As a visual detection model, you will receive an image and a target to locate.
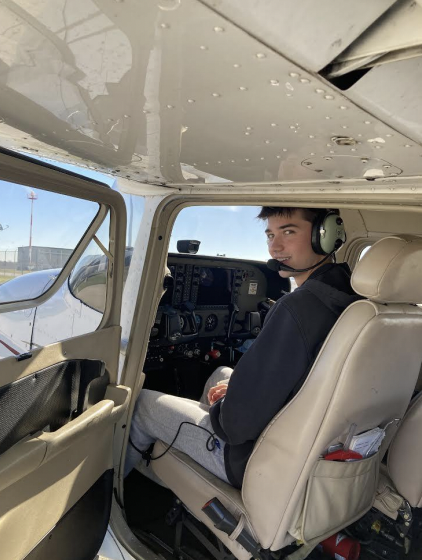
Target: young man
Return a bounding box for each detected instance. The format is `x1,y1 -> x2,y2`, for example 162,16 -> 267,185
126,207 -> 359,488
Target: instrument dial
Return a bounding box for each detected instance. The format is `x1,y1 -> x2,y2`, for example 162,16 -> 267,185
205,314 -> 218,332
179,315 -> 187,331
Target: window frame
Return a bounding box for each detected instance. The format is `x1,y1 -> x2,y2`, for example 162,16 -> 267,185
0,148 -> 126,330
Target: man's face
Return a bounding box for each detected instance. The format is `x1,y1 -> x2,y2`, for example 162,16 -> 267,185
265,210 -> 322,285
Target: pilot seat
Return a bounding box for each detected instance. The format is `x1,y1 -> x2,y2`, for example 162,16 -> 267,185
148,235 -> 422,560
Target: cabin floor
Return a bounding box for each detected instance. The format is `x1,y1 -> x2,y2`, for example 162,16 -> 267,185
124,470 -> 422,560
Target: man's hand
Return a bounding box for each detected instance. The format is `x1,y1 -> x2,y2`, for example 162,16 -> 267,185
208,382 -> 228,405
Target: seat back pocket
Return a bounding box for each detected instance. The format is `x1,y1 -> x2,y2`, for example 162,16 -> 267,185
301,453 -> 380,544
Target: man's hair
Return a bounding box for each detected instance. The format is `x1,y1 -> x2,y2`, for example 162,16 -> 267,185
257,207 -> 338,223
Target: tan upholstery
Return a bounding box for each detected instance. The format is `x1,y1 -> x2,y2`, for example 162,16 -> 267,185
0,327 -> 129,560
373,464 -> 404,520
152,441 -> 254,560
0,395 -> 128,560
152,236 -> 422,557
352,235 -> 422,303
373,390 -> 422,516
388,392 -> 422,508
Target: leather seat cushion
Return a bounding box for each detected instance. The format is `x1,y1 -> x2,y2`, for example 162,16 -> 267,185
151,440 -> 255,560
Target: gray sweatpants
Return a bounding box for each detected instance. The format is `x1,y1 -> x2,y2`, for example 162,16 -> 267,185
125,366 -> 233,482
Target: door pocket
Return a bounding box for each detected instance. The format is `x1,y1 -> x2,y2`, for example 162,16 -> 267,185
0,359 -> 107,455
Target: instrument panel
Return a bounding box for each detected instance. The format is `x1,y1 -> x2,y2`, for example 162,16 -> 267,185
149,254 -> 290,348
161,264 -> 253,308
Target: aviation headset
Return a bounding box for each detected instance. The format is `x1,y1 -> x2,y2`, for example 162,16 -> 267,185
311,209 -> 346,255
266,208 -> 347,273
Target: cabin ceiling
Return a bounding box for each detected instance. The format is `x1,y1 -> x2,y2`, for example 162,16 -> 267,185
0,0 -> 421,188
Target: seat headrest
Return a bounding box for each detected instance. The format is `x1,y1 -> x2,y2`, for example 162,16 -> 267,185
351,236 -> 422,304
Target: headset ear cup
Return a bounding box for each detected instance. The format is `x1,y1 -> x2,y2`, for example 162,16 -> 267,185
311,213 -> 326,255
312,212 -> 346,255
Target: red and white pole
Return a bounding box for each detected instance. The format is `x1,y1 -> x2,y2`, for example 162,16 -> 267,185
27,190 -> 37,268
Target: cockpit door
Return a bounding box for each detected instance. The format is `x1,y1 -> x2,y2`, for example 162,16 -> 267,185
0,149 -> 129,560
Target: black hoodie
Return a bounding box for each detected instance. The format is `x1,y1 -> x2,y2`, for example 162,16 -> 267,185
209,263 -> 361,488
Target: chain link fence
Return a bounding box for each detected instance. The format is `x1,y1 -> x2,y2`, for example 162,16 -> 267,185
0,250 -> 22,285
0,247 -> 72,285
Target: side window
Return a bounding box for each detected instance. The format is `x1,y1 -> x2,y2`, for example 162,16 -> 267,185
0,180 -> 101,359
0,181 -> 99,301
0,182 -> 145,360
69,215 -> 110,313
23,211 -> 112,352
68,192 -> 144,313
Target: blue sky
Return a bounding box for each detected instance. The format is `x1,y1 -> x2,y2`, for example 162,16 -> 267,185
0,158 -> 270,262
0,160 -> 143,257
0,180 -> 99,253
169,205 -> 270,261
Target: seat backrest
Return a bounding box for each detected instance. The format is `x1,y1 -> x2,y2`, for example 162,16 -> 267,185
388,391 -> 422,507
241,236 -> 422,550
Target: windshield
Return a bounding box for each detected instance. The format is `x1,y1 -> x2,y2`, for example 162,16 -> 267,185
169,206 -> 270,261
